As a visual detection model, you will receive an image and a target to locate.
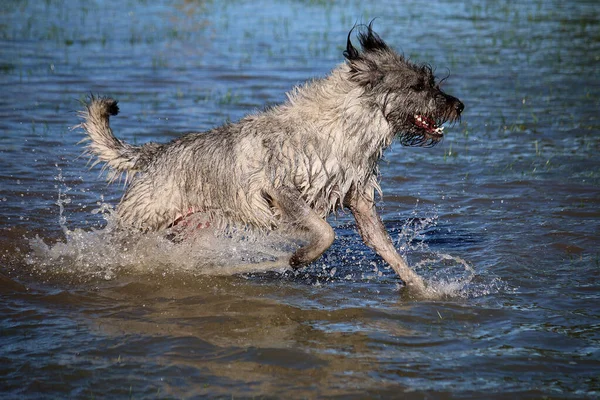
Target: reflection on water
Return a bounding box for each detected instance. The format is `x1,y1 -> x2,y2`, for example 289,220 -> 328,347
1,0 -> 599,398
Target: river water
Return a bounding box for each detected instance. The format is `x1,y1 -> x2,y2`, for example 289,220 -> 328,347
1,0 -> 599,398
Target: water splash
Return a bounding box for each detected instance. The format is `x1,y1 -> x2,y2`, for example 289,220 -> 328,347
25,170 -> 295,283
26,172 -> 500,298
26,212 -> 295,283
392,203 -> 502,299
413,253 -> 474,299
54,165 -> 71,236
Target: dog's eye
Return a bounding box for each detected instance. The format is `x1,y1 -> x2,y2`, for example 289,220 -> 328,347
412,83 -> 425,91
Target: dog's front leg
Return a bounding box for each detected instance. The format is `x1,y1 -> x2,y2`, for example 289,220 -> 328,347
345,187 -> 427,292
270,187 -> 335,268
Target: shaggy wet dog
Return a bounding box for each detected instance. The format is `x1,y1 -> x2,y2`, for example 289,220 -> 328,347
78,23 -> 464,293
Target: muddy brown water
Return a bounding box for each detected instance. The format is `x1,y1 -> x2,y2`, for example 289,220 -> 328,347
1,1 -> 599,398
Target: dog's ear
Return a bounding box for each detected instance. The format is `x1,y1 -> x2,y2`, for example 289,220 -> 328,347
344,21 -> 387,87
357,20 -> 388,54
347,58 -> 384,88
343,26 -> 360,60
344,20 -> 388,61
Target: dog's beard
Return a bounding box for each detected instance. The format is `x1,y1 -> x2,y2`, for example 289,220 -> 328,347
385,112 -> 444,147
385,106 -> 462,147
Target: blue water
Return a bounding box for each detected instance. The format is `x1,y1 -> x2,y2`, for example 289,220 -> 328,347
1,0 -> 599,398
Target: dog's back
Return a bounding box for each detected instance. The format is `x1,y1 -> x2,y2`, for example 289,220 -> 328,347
78,102 -> 272,231
79,76 -> 386,232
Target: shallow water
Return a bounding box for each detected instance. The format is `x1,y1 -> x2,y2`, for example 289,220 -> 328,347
1,0 -> 599,398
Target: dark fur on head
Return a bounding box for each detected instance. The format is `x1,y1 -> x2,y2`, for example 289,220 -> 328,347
344,21 -> 464,147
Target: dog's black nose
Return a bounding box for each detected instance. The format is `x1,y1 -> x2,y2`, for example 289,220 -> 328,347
455,100 -> 464,115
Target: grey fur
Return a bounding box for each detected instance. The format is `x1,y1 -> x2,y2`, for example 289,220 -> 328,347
77,24 -> 464,293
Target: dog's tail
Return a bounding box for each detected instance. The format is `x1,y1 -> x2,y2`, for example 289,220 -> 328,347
77,96 -> 157,182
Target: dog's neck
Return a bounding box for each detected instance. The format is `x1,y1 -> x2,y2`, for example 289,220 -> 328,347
266,63 -> 392,214
282,63 -> 394,159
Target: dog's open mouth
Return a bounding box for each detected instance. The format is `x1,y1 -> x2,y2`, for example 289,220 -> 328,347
413,114 -> 444,136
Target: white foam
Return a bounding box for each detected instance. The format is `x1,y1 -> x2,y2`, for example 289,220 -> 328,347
26,199 -> 294,282
413,254 -> 476,299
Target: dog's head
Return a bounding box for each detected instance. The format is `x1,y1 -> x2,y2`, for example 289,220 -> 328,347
344,22 -> 464,147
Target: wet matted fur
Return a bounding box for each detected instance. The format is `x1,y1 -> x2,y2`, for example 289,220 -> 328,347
77,23 -> 464,293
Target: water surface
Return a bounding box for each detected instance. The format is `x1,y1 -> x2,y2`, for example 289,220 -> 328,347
1,0 -> 599,398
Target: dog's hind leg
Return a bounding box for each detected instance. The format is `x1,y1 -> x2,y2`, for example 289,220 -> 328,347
269,187 -> 335,268
345,186 -> 427,294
